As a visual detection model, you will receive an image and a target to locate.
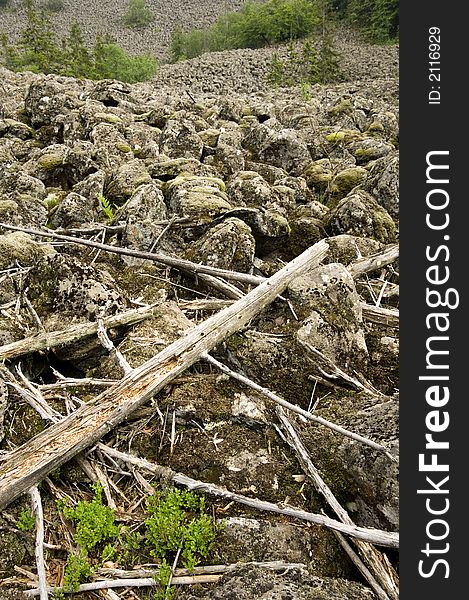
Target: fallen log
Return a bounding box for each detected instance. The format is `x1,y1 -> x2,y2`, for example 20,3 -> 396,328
0,304 -> 159,362
0,240 -> 328,510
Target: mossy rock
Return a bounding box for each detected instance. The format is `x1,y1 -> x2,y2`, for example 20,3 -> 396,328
0,232 -> 56,270
327,98 -> 353,117
324,189 -> 397,244
165,174 -> 226,193
37,151 -> 64,170
197,128 -> 220,147
302,161 -> 333,191
94,112 -> 123,124
329,166 -> 368,197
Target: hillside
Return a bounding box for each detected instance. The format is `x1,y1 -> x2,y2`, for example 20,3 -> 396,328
0,2 -> 399,600
0,0 -> 257,61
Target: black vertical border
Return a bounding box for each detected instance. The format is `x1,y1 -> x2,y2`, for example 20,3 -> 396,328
400,1 -> 467,597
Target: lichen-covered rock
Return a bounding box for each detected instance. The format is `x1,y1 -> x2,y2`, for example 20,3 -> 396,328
285,206 -> 325,259
225,171 -> 291,243
0,232 -> 56,270
165,174 -> 232,219
72,169 -> 106,202
362,153 -> 399,219
324,189 -> 397,243
324,234 -> 382,266
180,565 -> 375,600
26,254 -> 127,322
89,121 -> 136,169
296,393 -> 399,531
204,142 -> 245,177
49,192 -> 98,228
243,118 -> 311,175
215,517 -> 354,580
0,118 -> 34,140
289,263 -> 368,371
22,142 -> 98,188
123,121 -> 162,159
120,182 -> 168,253
160,118 -> 204,160
302,160 -> 334,192
24,77 -> 82,129
105,159 -> 152,204
185,217 -> 255,272
147,156 -> 217,179
329,165 -> 368,197
348,137 -> 395,164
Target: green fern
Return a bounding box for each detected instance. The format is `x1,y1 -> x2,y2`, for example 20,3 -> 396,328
98,193 -> 115,222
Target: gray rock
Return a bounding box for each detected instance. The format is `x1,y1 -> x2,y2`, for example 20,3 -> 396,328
289,263 -> 368,371
50,191 -> 97,228
324,234 -> 382,266
0,232 -> 55,270
324,189 -> 397,243
243,118 -> 311,175
296,393 -> 399,531
180,565 -> 375,600
120,182 -> 168,253
105,159 -> 153,204
185,217 -> 255,272
165,174 -> 232,219
160,118 -> 204,160
362,153 -> 399,219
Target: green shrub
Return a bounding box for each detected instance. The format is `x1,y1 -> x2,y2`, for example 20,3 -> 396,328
0,0 -> 157,82
170,0 -> 321,62
61,482 -> 119,553
0,0 -> 11,8
124,0 -> 155,28
93,34 -> 157,83
62,552 -> 93,592
16,508 -> 36,532
268,32 -> 342,87
145,488 -> 219,572
327,0 -> 398,42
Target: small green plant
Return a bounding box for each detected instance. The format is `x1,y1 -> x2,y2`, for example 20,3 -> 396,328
153,558 -> 175,600
124,0 -> 155,28
62,552 -> 93,592
115,528 -> 142,567
61,482 -> 119,553
98,193 -> 115,222
16,508 -> 36,532
57,482 -> 119,592
145,488 -> 219,572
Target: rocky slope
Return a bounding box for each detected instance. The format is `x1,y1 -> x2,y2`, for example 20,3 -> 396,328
1,0 -> 256,61
0,11 -> 399,600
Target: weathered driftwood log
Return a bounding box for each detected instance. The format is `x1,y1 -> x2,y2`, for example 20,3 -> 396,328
0,241 -> 328,510
360,303 -> 399,328
0,223 -> 398,285
347,244 -> 399,279
0,304 -> 158,362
